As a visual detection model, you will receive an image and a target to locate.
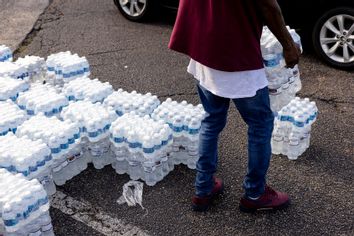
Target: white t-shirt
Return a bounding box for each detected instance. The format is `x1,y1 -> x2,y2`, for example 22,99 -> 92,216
187,59 -> 268,99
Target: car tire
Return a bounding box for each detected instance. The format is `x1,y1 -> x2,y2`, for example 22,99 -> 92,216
113,0 -> 155,22
312,7 -> 354,70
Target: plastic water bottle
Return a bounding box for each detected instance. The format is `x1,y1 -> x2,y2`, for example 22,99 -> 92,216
61,101 -> 117,170
104,89 -> 160,117
287,114 -> 305,160
126,130 -> 142,180
16,82 -> 68,117
142,136 -> 157,186
151,98 -> 206,169
0,100 -> 27,136
109,113 -> 173,184
0,61 -> 29,81
261,26 -> 303,112
62,77 -> 113,103
0,169 -> 53,236
0,77 -> 29,102
15,56 -> 46,83
186,118 -> 201,169
111,128 -> 129,174
0,134 -> 54,195
271,97 -> 318,160
16,114 -> 82,187
46,51 -> 90,85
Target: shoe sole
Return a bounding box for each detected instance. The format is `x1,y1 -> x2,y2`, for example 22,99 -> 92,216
239,200 -> 291,213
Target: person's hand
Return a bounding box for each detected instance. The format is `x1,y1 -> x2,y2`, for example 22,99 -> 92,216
283,42 -> 301,68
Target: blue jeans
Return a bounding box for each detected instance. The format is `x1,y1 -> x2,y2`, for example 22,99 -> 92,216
196,84 -> 274,198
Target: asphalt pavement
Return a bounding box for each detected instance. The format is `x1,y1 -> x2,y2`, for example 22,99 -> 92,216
9,0 -> 354,235
0,0 -> 49,50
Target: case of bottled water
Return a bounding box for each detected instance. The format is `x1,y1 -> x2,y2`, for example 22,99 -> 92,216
110,113 -> 173,186
16,114 -> 82,187
61,101 -> 117,170
151,98 -> 206,169
0,133 -> 55,196
0,45 -> 13,62
62,77 -> 113,103
0,169 -> 54,236
16,82 -> 69,117
0,100 -> 28,136
103,89 -> 160,117
261,26 -> 303,112
16,56 -> 46,83
271,97 -> 318,160
0,77 -> 29,102
46,51 -> 90,86
0,62 -> 29,81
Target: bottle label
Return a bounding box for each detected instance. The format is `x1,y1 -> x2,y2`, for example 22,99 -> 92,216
188,128 -> 200,135
129,142 -> 141,149
3,218 -> 18,227
114,137 -> 124,143
294,120 -> 304,127
173,126 -> 183,132
45,156 -> 52,162
51,147 -> 61,154
68,137 -> 75,144
143,147 -> 154,154
263,57 -> 280,67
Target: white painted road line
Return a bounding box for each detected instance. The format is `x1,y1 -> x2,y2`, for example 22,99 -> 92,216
50,191 -> 149,236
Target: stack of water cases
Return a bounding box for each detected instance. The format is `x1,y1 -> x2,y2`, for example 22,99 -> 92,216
271,97 -> 318,160
61,101 -> 117,169
261,26 -> 303,112
0,100 -> 27,136
151,98 -> 206,169
0,45 -> 13,62
0,169 -> 54,236
16,114 -> 82,186
46,51 -> 90,86
110,113 -> 173,186
62,77 -> 113,103
16,56 -> 46,83
0,62 -> 29,81
0,133 -> 55,196
0,77 -> 29,101
103,89 -> 160,117
16,82 -> 68,116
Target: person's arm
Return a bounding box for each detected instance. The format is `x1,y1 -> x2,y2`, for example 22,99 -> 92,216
255,0 -> 301,68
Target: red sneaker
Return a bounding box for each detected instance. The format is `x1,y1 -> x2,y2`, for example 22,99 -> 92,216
192,177 -> 224,212
239,185 -> 290,213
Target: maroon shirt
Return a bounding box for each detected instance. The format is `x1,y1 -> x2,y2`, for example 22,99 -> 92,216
169,0 -> 264,72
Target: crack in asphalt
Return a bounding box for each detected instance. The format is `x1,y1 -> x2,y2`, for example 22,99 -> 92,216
159,92 -> 198,98
88,48 -> 137,56
13,0 -> 62,57
300,93 -> 353,105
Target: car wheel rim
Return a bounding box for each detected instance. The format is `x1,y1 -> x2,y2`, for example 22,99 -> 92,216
119,0 -> 147,17
320,14 -> 354,64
